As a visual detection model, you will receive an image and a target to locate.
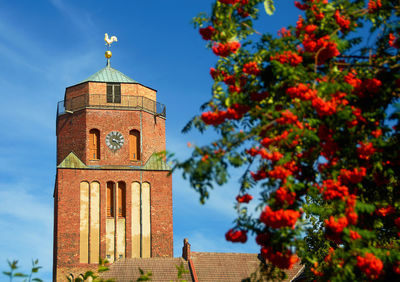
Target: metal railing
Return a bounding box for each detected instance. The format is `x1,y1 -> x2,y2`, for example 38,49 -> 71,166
57,93 -> 166,117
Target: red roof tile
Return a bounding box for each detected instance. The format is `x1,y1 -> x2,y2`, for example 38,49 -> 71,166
100,257 -> 192,282
99,252 -> 304,281
190,252 -> 303,282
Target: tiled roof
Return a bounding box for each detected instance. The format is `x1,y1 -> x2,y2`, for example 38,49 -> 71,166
80,63 -> 137,84
99,253 -> 304,282
100,257 -> 192,282
190,252 -> 261,282
190,252 -> 303,282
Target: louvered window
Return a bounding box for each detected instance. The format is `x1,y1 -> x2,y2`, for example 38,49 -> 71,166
106,83 -> 121,103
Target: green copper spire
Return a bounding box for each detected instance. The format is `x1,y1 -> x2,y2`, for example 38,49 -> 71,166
80,64 -> 138,84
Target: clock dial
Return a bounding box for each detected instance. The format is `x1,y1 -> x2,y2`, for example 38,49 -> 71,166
106,131 -> 124,151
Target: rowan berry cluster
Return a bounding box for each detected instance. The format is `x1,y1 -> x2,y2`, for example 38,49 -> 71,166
187,0 -> 400,279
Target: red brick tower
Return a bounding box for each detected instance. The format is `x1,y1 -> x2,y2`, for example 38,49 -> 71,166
53,54 -> 173,280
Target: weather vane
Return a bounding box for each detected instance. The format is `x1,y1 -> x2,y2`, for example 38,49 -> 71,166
104,33 -> 118,63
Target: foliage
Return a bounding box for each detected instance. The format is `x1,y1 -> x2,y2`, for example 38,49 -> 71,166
65,258 -> 114,282
136,268 -> 152,281
176,0 -> 400,280
171,262 -> 189,282
242,260 -> 287,281
2,259 -> 42,282
2,259 -> 188,282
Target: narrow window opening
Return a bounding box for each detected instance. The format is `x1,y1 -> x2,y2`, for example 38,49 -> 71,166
89,129 -> 100,160
129,130 -> 140,161
107,83 -> 121,104
118,182 -> 126,217
107,182 -> 114,217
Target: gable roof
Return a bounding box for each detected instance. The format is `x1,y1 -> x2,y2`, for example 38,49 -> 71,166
99,253 -> 304,282
80,63 -> 138,84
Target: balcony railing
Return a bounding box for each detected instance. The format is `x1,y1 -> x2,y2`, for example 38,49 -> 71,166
57,93 -> 166,118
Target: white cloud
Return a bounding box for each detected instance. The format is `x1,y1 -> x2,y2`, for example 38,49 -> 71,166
0,20 -> 46,57
0,180 -> 53,229
0,180 -> 53,278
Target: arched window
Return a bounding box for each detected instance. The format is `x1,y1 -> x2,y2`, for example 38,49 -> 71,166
129,130 -> 140,161
118,182 -> 126,217
107,182 -> 114,217
89,129 -> 100,160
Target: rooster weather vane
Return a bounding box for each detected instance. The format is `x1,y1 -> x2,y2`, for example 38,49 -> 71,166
105,33 -> 118,47
104,33 -> 118,62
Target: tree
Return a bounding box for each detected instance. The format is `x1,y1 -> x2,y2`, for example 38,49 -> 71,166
175,0 -> 400,280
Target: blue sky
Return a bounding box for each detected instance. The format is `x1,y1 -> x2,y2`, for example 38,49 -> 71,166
0,1 -> 298,280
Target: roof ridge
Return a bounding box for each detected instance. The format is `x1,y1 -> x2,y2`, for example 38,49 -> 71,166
191,251 -> 258,255
118,257 -> 185,261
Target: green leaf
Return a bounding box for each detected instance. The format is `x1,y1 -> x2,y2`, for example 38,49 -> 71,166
225,97 -> 231,108
83,271 -> 95,279
263,0 -> 275,16
13,272 -> 28,277
2,271 -> 12,277
8,260 -> 18,270
32,279 -> 43,282
31,266 -> 42,273
98,266 -> 109,272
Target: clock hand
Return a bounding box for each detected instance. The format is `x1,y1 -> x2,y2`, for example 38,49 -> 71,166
112,138 -> 123,146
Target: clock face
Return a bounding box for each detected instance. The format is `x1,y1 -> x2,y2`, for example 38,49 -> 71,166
106,131 -> 124,151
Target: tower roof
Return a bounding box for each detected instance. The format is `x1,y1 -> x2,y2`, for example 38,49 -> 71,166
80,61 -> 138,84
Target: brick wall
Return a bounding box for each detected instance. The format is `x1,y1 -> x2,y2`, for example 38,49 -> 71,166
54,169 -> 173,280
66,82 -> 156,101
85,108 -> 166,166
122,83 -> 157,101
55,80 -> 172,281
57,109 -> 165,165
56,110 -> 87,165
88,82 -> 106,95
65,83 -> 88,100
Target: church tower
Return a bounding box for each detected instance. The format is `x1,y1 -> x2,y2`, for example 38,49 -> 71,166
53,49 -> 173,280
